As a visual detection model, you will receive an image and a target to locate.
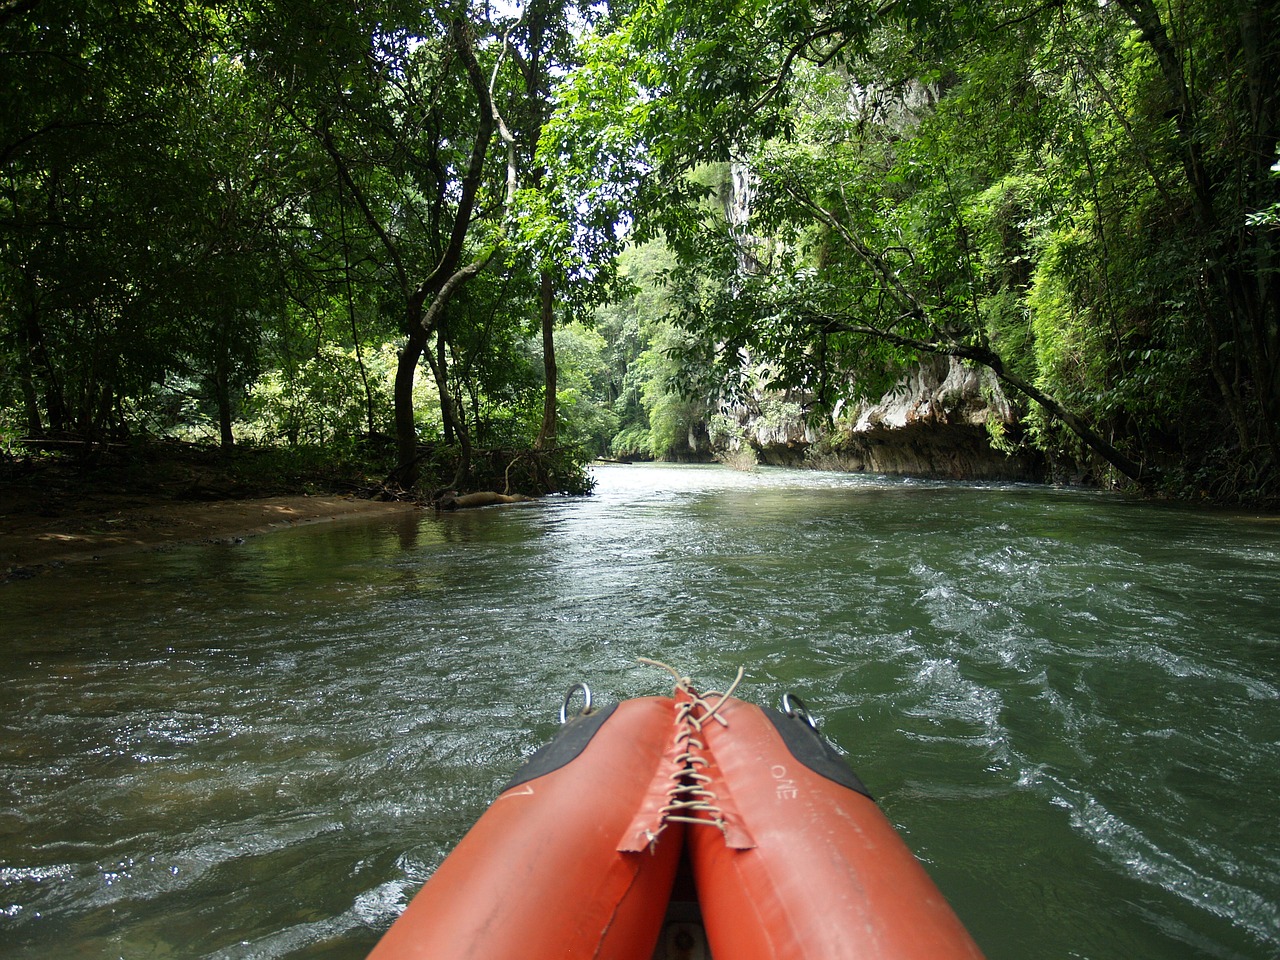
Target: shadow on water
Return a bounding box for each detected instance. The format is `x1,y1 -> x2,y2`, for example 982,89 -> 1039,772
2,463 -> 1278,959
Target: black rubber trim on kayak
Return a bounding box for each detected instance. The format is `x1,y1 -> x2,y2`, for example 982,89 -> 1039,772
500,702 -> 620,793
762,704 -> 874,800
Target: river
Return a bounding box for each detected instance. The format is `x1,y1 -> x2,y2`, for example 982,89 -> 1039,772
1,464 -> 1277,959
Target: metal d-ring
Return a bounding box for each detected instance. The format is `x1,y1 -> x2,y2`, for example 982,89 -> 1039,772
559,682 -> 592,724
780,692 -> 818,730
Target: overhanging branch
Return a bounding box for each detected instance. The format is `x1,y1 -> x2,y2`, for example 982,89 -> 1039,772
812,312 -> 1147,484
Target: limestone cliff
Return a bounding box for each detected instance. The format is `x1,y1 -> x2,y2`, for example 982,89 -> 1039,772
712,356 -> 1043,481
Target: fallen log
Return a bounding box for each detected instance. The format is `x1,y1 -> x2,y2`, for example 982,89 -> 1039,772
439,491 -> 537,510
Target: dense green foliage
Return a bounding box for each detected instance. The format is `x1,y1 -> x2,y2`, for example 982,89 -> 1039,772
1,0 -> 599,494
3,0 -> 1276,500
552,0 -> 1279,498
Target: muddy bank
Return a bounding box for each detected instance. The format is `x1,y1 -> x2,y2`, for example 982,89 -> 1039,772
2,495 -> 420,579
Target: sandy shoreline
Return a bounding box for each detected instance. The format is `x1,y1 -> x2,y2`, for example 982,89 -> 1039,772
1,495 -> 421,578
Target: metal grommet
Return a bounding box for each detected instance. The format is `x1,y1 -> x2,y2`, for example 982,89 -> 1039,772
559,682 -> 592,724
780,692 -> 818,730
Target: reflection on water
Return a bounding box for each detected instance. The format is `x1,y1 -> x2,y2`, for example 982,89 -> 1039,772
2,464 -> 1278,959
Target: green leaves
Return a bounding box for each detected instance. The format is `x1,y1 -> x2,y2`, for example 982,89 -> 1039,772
2,0 -> 1275,496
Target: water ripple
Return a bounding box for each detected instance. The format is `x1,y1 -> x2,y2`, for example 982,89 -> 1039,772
2,465 -> 1278,959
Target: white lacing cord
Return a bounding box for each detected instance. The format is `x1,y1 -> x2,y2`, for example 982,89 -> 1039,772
659,717 -> 725,831
636,658 -> 745,724
636,659 -> 746,839
687,665 -> 745,730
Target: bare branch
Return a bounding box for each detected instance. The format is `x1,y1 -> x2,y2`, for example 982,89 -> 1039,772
490,16 -> 522,213
807,311 -> 1147,484
419,250 -> 498,336
420,15 -> 497,294
751,24 -> 846,111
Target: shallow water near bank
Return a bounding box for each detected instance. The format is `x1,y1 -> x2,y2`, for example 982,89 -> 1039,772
2,463 -> 1278,959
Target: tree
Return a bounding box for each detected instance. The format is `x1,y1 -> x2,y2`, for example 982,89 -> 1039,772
234,1 -> 512,485
2,0 -> 598,494
554,0 -> 1278,496
1,0 -> 230,442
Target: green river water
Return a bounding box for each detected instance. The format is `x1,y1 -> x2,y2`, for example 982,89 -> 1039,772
1,463 -> 1277,959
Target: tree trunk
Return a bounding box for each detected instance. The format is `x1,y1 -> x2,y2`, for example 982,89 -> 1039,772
16,333 -> 43,435
818,315 -> 1149,485
394,322 -> 429,479
423,339 -> 471,490
215,378 -> 234,450
21,306 -> 68,434
324,14 -> 497,487
211,345 -> 234,450
1118,0 -> 1279,472
987,364 -> 1145,485
535,269 -> 557,449
438,317 -> 454,444
434,328 -> 463,445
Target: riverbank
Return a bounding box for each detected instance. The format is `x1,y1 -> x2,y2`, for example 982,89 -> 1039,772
1,494 -> 420,578
0,442 -> 422,579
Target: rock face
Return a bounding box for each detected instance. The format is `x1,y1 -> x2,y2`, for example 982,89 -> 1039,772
715,356 -> 1043,481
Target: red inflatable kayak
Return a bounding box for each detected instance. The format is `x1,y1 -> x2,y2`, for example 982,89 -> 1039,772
367,678 -> 985,960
